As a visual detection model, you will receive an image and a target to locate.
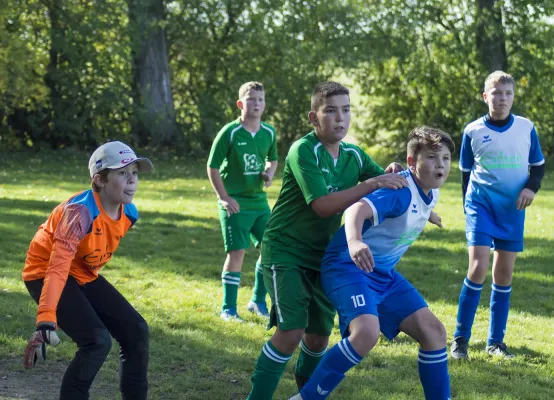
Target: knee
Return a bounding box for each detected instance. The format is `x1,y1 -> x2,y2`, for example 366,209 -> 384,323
79,328 -> 112,360
421,320 -> 447,349
273,329 -> 304,354
349,324 -> 379,356
123,320 -> 150,352
303,334 -> 329,353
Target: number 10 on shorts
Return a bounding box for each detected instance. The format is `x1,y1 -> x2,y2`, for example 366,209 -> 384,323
351,294 -> 366,308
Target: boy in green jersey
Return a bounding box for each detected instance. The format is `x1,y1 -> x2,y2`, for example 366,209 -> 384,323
247,82 -> 409,399
207,82 -> 278,321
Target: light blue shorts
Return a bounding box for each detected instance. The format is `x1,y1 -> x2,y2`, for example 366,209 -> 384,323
327,273 -> 427,340
466,231 -> 523,252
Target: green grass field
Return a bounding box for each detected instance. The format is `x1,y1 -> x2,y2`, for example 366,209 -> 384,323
1,151 -> 553,400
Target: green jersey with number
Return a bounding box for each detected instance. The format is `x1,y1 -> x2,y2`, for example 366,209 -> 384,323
261,131 -> 384,269
208,118 -> 278,209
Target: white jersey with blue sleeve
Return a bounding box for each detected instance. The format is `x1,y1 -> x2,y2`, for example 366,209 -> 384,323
321,170 -> 438,292
459,115 -> 545,241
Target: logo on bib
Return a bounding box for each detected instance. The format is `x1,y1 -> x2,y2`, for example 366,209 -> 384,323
243,154 -> 263,174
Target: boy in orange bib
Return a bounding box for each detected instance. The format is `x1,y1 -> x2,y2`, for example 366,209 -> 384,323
22,141 -> 152,400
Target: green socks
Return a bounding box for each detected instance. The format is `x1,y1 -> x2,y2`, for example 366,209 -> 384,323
295,339 -> 327,378
221,271 -> 240,311
251,258 -> 267,303
248,341 -> 292,400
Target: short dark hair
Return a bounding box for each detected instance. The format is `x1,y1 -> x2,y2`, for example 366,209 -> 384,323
406,126 -> 455,158
311,82 -> 349,112
91,169 -> 111,192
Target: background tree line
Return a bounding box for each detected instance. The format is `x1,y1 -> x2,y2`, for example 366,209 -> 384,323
1,0 -> 554,156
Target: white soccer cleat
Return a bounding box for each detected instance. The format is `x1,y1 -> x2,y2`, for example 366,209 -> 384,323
289,394 -> 303,400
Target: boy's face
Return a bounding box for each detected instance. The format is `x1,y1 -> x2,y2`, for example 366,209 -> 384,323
483,82 -> 514,120
408,143 -> 451,192
237,89 -> 265,119
95,163 -> 139,205
308,94 -> 350,144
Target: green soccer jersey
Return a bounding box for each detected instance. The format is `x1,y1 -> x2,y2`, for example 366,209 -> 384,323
208,118 -> 278,209
261,131 -> 384,270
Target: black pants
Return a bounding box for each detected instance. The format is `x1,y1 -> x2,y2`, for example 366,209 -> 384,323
26,275 -> 149,400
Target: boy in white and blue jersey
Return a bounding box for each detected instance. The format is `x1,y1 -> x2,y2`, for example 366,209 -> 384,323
289,127 -> 455,400
451,71 -> 545,360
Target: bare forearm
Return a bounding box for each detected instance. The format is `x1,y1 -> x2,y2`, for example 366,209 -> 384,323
207,167 -> 228,199
265,161 -> 278,179
312,180 -> 377,218
345,203 -> 369,243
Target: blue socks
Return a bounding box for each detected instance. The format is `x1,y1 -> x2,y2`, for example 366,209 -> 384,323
454,277 -> 512,346
418,348 -> 451,400
488,283 -> 511,345
454,277 -> 483,340
300,338 -> 361,399
300,339 -> 451,400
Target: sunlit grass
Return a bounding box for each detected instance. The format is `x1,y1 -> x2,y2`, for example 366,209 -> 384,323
1,150 -> 553,399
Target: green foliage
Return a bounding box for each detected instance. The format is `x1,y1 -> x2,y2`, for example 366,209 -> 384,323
347,0 -> 554,155
1,0 -> 554,155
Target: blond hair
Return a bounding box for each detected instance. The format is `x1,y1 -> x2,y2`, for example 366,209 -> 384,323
238,82 -> 264,99
407,126 -> 455,158
484,71 -> 515,92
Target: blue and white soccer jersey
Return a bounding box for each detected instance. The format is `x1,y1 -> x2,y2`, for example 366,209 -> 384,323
321,170 -> 437,339
459,115 -> 545,252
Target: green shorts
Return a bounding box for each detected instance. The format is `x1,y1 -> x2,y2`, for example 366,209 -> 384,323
218,206 -> 271,252
262,262 -> 335,336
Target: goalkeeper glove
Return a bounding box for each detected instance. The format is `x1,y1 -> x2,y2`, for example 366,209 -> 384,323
24,322 -> 61,369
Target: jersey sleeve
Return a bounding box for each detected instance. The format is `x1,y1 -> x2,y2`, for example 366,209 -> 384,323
267,127 -> 278,162
36,204 -> 91,326
459,131 -> 474,172
288,142 -> 330,204
361,187 -> 412,226
359,150 -> 385,181
529,126 -> 545,166
207,127 -> 231,169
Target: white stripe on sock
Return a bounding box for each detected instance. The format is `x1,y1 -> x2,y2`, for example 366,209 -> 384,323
418,356 -> 448,364
222,279 -> 240,285
262,343 -> 291,364
338,339 -> 360,365
464,279 -> 483,291
300,340 -> 327,357
222,275 -> 241,283
491,285 -> 512,293
418,350 -> 448,358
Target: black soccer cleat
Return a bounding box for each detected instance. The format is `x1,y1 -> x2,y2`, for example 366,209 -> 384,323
486,342 -> 515,359
450,336 -> 469,360
294,373 -> 310,391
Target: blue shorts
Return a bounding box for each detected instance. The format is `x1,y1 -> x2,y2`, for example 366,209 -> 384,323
466,231 -> 523,252
326,273 -> 427,340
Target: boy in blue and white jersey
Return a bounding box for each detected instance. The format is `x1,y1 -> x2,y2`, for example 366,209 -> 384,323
289,127 -> 455,400
451,71 -> 545,360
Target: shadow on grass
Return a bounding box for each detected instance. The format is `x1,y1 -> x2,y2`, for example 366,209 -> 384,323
399,227 -> 554,318
3,196 -> 554,319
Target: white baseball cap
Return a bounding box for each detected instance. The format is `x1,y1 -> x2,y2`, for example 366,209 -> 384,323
88,141 -> 153,178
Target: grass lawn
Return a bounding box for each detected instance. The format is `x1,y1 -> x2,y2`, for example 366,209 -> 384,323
1,150 -> 553,400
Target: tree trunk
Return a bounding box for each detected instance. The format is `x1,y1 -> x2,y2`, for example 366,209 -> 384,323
476,0 -> 507,72
43,0 -> 63,148
128,0 -> 182,148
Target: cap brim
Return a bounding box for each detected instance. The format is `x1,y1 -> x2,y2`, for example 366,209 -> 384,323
109,158 -> 153,173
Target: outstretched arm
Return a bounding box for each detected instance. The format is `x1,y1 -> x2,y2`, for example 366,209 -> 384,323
311,174 -> 408,218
